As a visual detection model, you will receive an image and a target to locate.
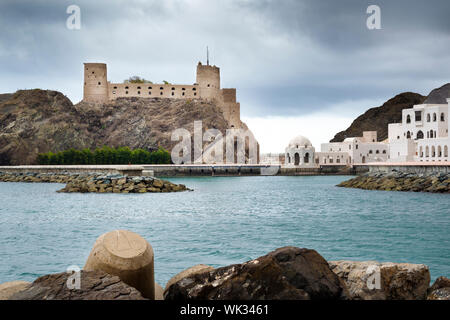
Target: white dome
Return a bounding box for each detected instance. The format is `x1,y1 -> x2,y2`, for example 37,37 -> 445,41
288,135 -> 312,148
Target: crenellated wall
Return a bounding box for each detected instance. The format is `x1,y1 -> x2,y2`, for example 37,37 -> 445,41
82,61 -> 242,128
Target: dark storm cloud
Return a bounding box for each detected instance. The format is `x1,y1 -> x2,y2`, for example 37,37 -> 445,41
0,0 -> 449,115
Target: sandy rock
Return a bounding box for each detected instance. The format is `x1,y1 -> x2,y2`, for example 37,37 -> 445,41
165,247 -> 348,300
427,276 -> 450,300
9,270 -> 146,300
329,260 -> 430,300
155,283 -> 164,300
0,281 -> 30,300
165,264 -> 215,292
84,230 -> 155,299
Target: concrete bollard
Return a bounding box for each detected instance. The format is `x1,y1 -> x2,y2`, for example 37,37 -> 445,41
84,230 -> 155,299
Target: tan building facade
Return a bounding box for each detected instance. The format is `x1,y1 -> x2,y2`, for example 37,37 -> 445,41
83,62 -> 242,128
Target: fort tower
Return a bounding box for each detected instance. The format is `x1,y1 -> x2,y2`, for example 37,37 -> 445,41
83,63 -> 108,103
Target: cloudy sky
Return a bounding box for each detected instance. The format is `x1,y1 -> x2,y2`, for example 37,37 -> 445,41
1,0 -> 449,152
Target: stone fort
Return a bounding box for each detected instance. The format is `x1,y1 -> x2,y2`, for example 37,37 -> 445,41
83,61 -> 242,128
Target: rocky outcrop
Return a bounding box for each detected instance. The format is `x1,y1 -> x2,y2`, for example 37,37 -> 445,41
9,270 -> 146,300
329,261 -> 430,300
164,247 -> 348,300
427,276 -> 450,300
0,89 -> 255,165
338,171 -> 450,193
0,281 -> 30,300
0,171 -> 191,193
330,92 -> 425,142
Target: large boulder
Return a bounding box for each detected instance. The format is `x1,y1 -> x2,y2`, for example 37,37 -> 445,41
165,247 -> 348,300
329,261 -> 430,300
165,264 -> 215,292
0,281 -> 30,300
427,276 -> 450,300
9,270 -> 146,300
84,230 -> 155,299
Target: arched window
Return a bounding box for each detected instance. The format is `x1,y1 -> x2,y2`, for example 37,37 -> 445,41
420,146 -> 423,157
427,114 -> 430,122
441,113 -> 445,121
417,131 -> 424,139
432,146 -> 436,157
438,146 -> 442,157
369,150 -> 373,154
430,131 -> 434,138
406,131 -> 411,139
445,145 -> 448,157
406,115 -> 411,123
382,150 -> 386,154
376,150 -> 380,154
433,113 -> 437,122
304,153 -> 309,164
426,146 -> 429,157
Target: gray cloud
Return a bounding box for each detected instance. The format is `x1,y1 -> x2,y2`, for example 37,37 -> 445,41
0,0 -> 449,117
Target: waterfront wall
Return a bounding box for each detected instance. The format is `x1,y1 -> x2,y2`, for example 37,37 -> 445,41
368,162 -> 450,174
0,164 -> 365,177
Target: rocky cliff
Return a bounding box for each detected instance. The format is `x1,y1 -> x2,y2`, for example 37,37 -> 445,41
330,92 -> 426,142
0,89 -> 252,165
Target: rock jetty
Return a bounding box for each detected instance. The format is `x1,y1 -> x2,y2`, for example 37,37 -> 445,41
338,171 -> 450,193
0,171 -> 191,193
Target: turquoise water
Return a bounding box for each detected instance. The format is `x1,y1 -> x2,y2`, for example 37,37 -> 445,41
0,176 -> 449,287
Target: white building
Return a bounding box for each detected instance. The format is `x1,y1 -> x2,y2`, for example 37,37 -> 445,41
388,98 -> 449,162
318,131 -> 388,165
284,136 -> 316,167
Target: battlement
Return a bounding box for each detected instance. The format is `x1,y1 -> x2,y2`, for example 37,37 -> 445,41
82,61 -> 242,128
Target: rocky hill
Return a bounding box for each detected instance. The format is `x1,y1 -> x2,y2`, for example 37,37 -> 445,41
423,83 -> 450,104
330,92 -> 426,142
0,89 -> 252,165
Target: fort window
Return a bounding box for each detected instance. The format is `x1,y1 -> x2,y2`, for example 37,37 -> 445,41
406,115 -> 411,123
433,113 -> 437,122
194,93 -> 197,96
113,86 -> 117,89
192,88 -> 196,91
125,86 -> 129,89
160,87 -> 163,90
182,92 -> 185,96
148,91 -> 151,95
356,145 -> 358,149
382,150 -> 386,154
125,91 -> 128,94
441,113 -> 445,121
92,71 -> 94,74
171,92 -> 174,96
160,92 -> 163,95
376,150 -> 379,154
415,111 -> 422,122
148,86 -> 152,89
182,88 -> 186,91
172,87 -> 175,90
369,150 -> 373,154
137,86 -> 141,89
98,82 -> 101,85
137,91 -> 141,94
207,84 -> 210,87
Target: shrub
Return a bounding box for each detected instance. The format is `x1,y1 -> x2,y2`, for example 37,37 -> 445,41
37,146 -> 172,165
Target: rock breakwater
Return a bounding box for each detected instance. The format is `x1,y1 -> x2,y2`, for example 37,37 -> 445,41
338,171 -> 450,193
0,171 -> 191,193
